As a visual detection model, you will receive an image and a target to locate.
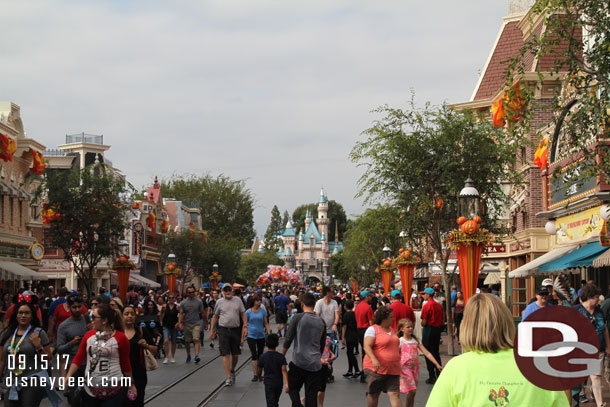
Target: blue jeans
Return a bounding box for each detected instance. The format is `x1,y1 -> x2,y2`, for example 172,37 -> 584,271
163,326 -> 177,343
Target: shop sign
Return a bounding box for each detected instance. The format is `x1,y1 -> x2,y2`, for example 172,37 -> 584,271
550,163 -> 597,206
510,240 -> 531,252
487,244 -> 506,254
0,242 -> 31,259
556,206 -> 603,244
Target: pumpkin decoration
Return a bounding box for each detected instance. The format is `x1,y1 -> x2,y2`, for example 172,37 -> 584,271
118,255 -> 129,263
399,248 -> 404,253
473,216 -> 482,224
457,216 -> 467,225
460,220 -> 480,235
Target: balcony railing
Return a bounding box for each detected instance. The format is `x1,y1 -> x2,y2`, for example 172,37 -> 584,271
65,133 -> 104,145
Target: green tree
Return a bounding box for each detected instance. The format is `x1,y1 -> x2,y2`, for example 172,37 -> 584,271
505,0 -> 610,187
282,210 -> 290,229
292,200 -> 348,241
263,205 -> 283,252
161,229 -> 208,286
350,101 -> 521,354
39,164 -> 133,295
329,251 -> 349,283
341,205 -> 404,287
238,251 -> 284,284
161,174 -> 256,281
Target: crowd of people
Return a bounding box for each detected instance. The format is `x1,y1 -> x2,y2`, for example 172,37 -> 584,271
0,277 -> 607,407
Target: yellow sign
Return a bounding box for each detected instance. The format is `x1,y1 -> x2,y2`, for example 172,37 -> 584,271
556,205 -> 603,244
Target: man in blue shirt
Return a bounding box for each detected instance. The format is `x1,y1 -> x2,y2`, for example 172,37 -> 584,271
522,286 -> 550,321
274,289 -> 291,337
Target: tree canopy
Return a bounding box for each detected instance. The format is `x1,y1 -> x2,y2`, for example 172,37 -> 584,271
237,251 -> 284,284
263,205 -> 283,252
341,205 -> 404,287
40,164 -> 133,295
161,174 -> 255,281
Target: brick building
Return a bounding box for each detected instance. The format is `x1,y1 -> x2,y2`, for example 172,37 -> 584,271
0,102 -> 49,291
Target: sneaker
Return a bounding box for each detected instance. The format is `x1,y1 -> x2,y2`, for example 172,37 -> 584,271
251,375 -> 258,382
195,355 -> 201,364
210,343 -> 214,348
171,357 -> 176,364
579,394 -> 587,403
225,378 -> 233,386
163,357 -> 168,364
186,355 -> 191,363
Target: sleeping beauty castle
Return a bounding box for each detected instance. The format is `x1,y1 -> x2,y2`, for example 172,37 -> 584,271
277,189 -> 343,283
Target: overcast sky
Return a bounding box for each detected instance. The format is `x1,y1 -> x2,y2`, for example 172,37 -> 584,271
2,0 -> 509,237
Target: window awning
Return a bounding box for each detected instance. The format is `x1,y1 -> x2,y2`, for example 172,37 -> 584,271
508,245 -> 578,278
0,261 -> 49,281
130,273 -> 161,288
538,242 -> 608,273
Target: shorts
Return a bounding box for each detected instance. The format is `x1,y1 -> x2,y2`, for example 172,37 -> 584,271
276,309 -> 288,324
184,324 -> 201,343
218,326 -> 242,356
163,326 -> 178,343
364,369 -> 400,394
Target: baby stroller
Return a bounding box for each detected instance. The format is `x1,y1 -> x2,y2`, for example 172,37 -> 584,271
176,328 -> 185,349
326,334 -> 339,383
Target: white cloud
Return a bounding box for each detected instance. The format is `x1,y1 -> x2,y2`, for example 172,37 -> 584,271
0,0 -> 508,235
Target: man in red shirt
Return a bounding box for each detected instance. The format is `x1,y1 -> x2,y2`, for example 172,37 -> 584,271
354,290 -> 374,382
421,287 -> 444,384
389,290 -> 415,330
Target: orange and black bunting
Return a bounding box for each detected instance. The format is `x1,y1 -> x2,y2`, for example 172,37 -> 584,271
533,137 -> 549,170
0,133 -> 16,162
30,148 -> 46,175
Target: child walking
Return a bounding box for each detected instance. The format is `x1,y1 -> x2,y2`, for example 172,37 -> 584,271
318,335 -> 336,407
397,318 -> 442,407
257,333 -> 289,407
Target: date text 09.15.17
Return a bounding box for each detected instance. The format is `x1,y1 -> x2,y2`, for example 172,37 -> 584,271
8,354 -> 71,372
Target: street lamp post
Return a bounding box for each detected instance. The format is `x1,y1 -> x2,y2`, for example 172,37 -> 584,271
114,239 -> 134,304
380,245 -> 393,295
163,253 -> 181,294
210,263 -> 221,290
451,179 -> 488,304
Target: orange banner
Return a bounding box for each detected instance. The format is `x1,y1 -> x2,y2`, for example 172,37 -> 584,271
398,264 -> 414,301
116,268 -> 130,305
457,242 -> 484,304
167,274 -> 177,293
381,269 -> 393,295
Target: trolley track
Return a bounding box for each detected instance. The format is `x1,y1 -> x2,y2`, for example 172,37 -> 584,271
143,354 -> 252,406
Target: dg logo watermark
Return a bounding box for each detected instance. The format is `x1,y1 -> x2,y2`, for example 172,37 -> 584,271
514,306 -> 600,391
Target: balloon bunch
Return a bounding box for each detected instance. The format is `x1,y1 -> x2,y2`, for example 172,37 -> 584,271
256,265 -> 301,285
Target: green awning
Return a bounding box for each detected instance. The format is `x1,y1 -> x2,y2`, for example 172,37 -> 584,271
538,242 -> 608,272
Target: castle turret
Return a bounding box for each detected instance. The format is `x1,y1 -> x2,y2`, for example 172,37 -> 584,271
317,188 -> 329,239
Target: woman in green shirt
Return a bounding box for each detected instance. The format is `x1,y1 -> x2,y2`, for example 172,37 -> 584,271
426,293 -> 570,407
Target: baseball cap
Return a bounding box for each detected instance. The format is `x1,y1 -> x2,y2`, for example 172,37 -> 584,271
541,278 -> 553,286
360,290 -> 371,298
536,286 -> 550,296
222,284 -> 233,292
424,287 -> 435,295
391,290 -> 401,298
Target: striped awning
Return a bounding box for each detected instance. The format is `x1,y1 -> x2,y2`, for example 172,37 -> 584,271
0,261 -> 49,281
593,249 -> 610,268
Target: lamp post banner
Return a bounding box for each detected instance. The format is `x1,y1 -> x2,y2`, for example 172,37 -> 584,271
381,269 -> 392,295
398,264 -> 414,301
457,242 -> 483,303
116,268 -> 130,305
167,274 -> 177,293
